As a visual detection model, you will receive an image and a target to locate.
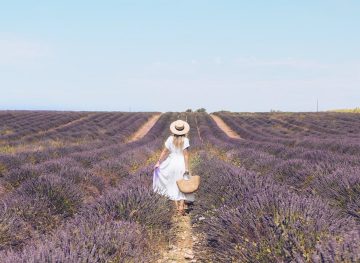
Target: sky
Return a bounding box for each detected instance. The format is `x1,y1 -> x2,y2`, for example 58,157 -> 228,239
0,0 -> 359,113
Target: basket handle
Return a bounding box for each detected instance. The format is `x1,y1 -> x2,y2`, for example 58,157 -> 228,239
183,170 -> 191,180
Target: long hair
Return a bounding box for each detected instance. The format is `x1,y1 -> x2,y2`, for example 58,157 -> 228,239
172,134 -> 186,149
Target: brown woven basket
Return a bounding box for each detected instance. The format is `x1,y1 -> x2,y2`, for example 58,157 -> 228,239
176,175 -> 200,194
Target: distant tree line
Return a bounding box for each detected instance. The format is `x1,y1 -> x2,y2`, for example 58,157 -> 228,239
185,108 -> 206,113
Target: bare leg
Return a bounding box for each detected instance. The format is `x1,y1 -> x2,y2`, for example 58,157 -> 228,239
184,201 -> 188,210
175,200 -> 182,216
178,200 -> 185,215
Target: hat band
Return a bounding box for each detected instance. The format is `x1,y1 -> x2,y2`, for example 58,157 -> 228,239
175,125 -> 184,131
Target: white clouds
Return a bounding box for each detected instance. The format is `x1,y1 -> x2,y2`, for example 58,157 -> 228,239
234,57 -> 332,70
149,56 -> 350,71
2,43 -> 358,112
213,56 -> 223,64
151,61 -> 168,67
0,36 -> 51,65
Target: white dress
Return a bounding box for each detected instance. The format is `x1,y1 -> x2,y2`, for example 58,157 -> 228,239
153,135 -> 195,202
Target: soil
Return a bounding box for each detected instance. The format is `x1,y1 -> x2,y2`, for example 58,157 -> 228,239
128,114 -> 162,142
210,114 -> 242,139
157,209 -> 197,263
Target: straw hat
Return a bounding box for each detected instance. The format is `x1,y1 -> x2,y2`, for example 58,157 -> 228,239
170,119 -> 190,135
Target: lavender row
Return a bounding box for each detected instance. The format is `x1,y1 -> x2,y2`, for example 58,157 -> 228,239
0,111 -> 88,142
214,112 -> 360,155
0,112 -> 157,180
198,113 -> 360,220
188,112 -> 360,261
190,151 -> 359,262
2,112 -> 157,147
0,165 -> 173,262
1,114 -> 179,256
217,112 -> 360,139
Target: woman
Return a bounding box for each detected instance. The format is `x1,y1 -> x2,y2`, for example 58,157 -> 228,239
153,119 -> 195,215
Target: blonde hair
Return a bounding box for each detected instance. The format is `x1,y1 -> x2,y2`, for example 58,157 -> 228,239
172,134 -> 186,149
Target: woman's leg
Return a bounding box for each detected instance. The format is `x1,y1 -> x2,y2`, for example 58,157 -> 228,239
175,200 -> 179,210
175,200 -> 183,215
178,200 -> 185,214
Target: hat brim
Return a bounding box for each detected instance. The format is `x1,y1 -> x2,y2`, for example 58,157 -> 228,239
170,121 -> 190,135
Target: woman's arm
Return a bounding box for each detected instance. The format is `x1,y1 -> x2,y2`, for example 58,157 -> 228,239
183,148 -> 189,172
154,147 -> 169,169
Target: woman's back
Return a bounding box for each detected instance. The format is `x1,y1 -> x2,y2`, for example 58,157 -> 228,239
165,135 -> 190,154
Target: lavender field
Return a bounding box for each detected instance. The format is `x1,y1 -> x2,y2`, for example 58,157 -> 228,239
0,110 -> 359,262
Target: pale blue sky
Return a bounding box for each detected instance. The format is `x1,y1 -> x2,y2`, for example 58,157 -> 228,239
1,0 -> 359,112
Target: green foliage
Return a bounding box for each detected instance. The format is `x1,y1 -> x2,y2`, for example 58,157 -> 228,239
190,152 -> 202,173
0,163 -> 7,176
328,107 -> 360,113
270,109 -> 282,112
196,108 -> 207,112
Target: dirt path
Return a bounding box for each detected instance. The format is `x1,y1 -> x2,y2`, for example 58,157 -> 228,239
127,114 -> 162,142
143,114 -> 195,262
156,149 -> 199,263
210,114 -> 242,139
157,210 -> 196,263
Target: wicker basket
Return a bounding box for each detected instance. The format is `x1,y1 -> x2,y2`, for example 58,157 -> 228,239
176,175 -> 200,194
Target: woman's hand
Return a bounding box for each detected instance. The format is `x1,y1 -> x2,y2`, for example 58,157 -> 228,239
154,147 -> 169,170
154,161 -> 160,170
